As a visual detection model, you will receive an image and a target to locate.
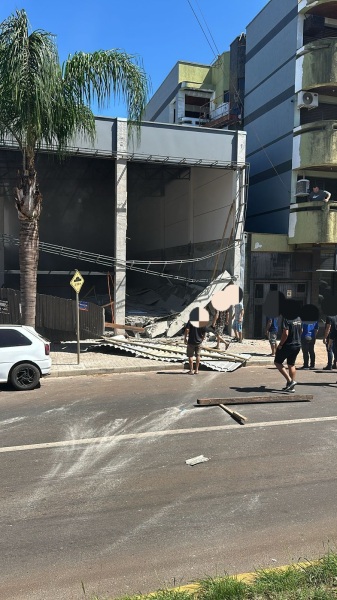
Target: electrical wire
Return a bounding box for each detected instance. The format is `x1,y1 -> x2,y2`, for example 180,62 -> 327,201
186,0 -> 218,59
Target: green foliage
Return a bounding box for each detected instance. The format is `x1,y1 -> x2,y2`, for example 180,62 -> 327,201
197,575 -> 248,600
252,566 -> 307,595
0,8 -> 148,161
303,553 -> 337,586
87,553 -> 337,600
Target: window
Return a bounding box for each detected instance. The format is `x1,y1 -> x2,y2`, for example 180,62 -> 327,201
0,329 -> 32,347
255,283 -> 264,298
270,284 -> 278,291
297,283 -> 306,294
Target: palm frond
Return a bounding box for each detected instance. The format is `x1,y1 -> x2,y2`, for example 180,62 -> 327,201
63,49 -> 149,124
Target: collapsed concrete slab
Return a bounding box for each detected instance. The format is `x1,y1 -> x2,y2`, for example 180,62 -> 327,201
146,271 -> 233,338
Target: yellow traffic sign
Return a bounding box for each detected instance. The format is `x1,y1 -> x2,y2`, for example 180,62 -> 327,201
70,270 -> 84,294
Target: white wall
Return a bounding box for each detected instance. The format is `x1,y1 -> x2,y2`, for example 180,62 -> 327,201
128,166 -> 235,254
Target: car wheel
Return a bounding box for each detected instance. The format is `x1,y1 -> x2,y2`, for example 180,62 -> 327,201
10,363 -> 40,391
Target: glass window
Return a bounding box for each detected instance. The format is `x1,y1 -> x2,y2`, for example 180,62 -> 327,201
255,283 -> 264,298
297,283 -> 306,293
0,329 -> 32,347
270,284 -> 278,291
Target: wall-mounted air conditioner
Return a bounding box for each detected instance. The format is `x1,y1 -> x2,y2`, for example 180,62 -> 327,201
297,91 -> 318,109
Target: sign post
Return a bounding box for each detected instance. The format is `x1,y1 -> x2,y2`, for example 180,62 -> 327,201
70,270 -> 85,364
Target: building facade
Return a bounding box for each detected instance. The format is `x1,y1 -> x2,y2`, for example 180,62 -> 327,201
245,0 -> 337,337
0,118 -> 247,325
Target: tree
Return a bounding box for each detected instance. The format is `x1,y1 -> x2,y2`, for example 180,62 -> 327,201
0,9 -> 148,326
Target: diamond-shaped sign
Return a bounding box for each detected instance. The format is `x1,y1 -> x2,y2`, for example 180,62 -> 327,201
70,270 -> 84,293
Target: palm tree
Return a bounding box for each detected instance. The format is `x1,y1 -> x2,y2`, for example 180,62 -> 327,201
0,9 -> 148,326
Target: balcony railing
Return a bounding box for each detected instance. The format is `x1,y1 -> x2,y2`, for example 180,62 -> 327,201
293,120 -> 337,170
288,201 -> 337,245
298,38 -> 337,89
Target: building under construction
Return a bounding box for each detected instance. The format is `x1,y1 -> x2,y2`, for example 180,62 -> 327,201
0,117 -> 247,326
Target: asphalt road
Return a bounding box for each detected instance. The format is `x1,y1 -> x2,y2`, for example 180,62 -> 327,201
1,365 -> 337,600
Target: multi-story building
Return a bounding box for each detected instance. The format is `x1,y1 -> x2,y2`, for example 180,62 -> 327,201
245,0 -> 337,336
144,38 -> 245,131
146,0 -> 337,337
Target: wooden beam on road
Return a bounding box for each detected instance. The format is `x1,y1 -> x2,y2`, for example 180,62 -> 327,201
105,323 -> 145,332
197,395 -> 313,405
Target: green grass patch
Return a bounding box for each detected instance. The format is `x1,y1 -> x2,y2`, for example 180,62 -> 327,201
197,575 -> 248,600
89,551 -> 337,600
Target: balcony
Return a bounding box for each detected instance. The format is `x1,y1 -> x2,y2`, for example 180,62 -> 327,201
298,38 -> 337,89
288,201 -> 337,244
293,121 -> 337,170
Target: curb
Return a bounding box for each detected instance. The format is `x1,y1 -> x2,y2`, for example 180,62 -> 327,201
50,363 -> 183,378
169,560 -> 315,595
49,358 -> 274,378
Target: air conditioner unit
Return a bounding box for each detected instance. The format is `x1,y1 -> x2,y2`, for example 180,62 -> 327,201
297,91 -> 319,109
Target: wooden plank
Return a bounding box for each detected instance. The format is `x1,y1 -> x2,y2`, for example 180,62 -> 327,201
104,323 -> 145,332
219,403 -> 247,425
197,394 -> 313,405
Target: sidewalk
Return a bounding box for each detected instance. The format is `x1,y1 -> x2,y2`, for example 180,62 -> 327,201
50,337 -> 331,378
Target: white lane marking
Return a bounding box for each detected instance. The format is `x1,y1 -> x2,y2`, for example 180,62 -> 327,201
1,415 -> 337,454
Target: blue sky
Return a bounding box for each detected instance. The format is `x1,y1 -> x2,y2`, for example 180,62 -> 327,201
0,0 -> 268,117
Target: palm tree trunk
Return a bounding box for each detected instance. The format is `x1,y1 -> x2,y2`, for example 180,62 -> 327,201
19,218 -> 39,326
14,164 -> 42,327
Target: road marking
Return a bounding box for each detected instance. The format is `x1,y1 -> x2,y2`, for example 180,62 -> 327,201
1,415 -> 337,454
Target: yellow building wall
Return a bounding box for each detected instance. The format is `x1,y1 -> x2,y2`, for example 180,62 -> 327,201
250,233 -> 291,252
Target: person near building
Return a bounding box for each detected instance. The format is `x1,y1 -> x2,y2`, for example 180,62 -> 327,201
323,315 -> 337,370
184,320 -> 206,375
265,316 -> 279,356
212,309 -> 229,349
233,302 -> 244,342
274,315 -> 302,391
308,186 -> 331,203
300,320 -> 318,370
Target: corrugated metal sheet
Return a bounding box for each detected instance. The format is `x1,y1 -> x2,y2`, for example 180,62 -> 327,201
95,337 -> 250,372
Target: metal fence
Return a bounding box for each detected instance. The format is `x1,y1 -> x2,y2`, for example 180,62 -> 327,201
0,288 -> 104,341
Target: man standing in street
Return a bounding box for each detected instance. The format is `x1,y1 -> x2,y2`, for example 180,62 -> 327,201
265,316 -> 279,356
184,320 -> 206,375
233,302 -> 244,342
274,315 -> 302,391
300,320 -> 318,370
323,315 -> 337,370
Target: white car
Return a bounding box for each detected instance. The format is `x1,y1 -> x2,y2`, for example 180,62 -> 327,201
0,325 -> 52,390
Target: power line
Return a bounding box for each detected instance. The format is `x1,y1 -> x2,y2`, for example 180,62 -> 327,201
1,234 -> 243,284
186,0 -> 218,59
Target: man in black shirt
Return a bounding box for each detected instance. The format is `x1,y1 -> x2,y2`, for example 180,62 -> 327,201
323,315 -> 337,370
184,321 -> 206,375
274,316 -> 302,391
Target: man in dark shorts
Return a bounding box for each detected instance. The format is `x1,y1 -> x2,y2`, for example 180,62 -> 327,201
184,321 -> 206,375
323,315 -> 337,370
274,315 -> 302,391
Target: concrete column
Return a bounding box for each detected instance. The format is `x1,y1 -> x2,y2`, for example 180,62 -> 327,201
114,118 -> 128,327
233,131 -> 247,292
176,90 -> 185,121
232,167 -> 247,292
